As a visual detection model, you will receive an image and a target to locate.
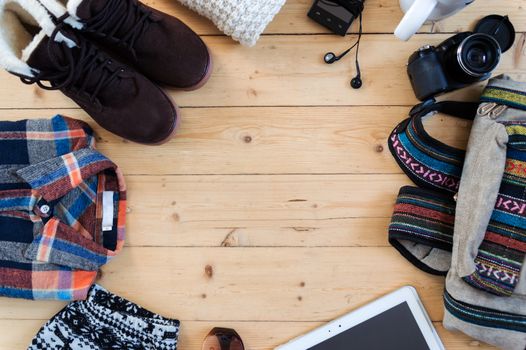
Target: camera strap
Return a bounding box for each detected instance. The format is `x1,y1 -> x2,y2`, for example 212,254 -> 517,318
389,100 -> 478,194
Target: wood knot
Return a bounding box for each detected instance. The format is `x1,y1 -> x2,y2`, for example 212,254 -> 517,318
375,145 -> 384,153
300,282 -> 306,287
244,135 -> 252,143
33,86 -> 43,98
221,229 -> 238,247
205,265 -> 214,278
201,293 -> 207,299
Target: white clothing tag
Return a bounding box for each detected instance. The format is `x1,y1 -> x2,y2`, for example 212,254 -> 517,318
102,191 -> 114,232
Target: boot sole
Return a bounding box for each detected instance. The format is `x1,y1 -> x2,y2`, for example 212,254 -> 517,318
180,45 -> 213,91
132,87 -> 181,146
148,101 -> 181,146
141,45 -> 212,145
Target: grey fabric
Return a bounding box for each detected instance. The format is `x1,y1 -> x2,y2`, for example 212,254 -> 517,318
518,265 -> 526,295
444,75 -> 526,350
0,164 -> 26,183
446,269 -> 526,315
452,116 -> 508,277
443,310 -> 526,350
399,240 -> 451,272
0,241 -> 35,263
26,117 -> 59,164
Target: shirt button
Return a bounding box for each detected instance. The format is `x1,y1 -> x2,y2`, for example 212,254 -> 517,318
40,205 -> 50,214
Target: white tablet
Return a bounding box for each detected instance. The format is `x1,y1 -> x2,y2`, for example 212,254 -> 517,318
275,286 -> 444,350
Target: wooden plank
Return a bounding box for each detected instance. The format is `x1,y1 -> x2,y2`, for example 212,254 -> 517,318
104,174 -> 409,247
0,107 -> 471,175
143,0 -> 526,35
122,174 -> 410,247
0,35 -> 523,108
0,319 -> 496,350
0,247 -> 447,321
126,217 -> 391,248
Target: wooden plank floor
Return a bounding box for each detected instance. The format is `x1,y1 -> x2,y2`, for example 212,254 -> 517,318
0,0 -> 524,349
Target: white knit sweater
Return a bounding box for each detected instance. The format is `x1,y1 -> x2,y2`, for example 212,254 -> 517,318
176,0 -> 286,46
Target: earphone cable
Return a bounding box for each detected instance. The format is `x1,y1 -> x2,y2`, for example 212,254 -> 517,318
354,11 -> 363,77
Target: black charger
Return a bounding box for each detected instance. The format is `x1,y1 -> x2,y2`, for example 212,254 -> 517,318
308,0 -> 366,89
308,0 -> 362,36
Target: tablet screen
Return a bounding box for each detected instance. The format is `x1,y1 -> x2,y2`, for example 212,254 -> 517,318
307,302 -> 431,350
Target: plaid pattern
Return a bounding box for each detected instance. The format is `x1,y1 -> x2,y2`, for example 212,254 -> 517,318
0,115 -> 126,300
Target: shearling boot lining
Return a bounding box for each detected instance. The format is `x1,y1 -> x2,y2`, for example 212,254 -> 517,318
65,0 -> 83,20
37,0 -> 83,28
0,0 -> 79,77
20,29 -> 46,61
0,0 -> 55,76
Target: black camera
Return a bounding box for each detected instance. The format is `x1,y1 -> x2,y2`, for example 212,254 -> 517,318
407,15 -> 515,101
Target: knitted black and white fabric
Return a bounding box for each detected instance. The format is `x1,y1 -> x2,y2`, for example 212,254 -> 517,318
28,284 -> 180,350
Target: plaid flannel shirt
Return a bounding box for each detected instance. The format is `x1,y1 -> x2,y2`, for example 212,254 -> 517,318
0,116 -> 126,300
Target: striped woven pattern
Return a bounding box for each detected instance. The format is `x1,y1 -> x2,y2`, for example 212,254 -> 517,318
481,86 -> 526,110
388,115 -> 464,194
0,115 -> 126,300
389,186 -> 455,260
444,291 -> 526,333
388,96 -> 526,347
463,124 -> 526,296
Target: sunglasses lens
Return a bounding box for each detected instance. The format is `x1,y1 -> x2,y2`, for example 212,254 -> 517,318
229,337 -> 244,350
202,333 -> 221,350
202,328 -> 245,350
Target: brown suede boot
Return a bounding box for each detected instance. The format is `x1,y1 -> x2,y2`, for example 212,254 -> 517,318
41,0 -> 212,90
0,0 -> 179,145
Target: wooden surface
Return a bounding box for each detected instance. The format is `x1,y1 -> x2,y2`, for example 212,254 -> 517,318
0,0 -> 524,349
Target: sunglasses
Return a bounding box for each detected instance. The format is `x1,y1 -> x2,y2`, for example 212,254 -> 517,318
202,328 -> 245,350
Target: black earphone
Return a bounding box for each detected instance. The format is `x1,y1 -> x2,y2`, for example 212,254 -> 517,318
323,0 -> 364,89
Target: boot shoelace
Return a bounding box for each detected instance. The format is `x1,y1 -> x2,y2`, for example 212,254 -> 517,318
20,23 -> 125,104
83,0 -> 158,59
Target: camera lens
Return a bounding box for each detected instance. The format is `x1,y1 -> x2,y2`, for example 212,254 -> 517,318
457,33 -> 501,77
467,47 -> 487,67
